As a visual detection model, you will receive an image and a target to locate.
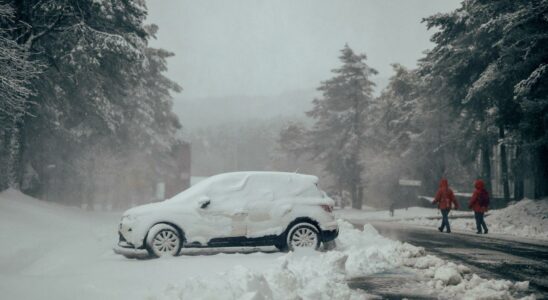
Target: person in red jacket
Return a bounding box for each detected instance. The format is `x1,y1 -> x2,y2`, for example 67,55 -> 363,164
432,178 -> 459,233
469,179 -> 489,234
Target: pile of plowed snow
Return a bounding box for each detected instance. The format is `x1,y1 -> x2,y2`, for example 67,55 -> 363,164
0,189 -> 533,300
399,199 -> 548,241
157,221 -> 533,300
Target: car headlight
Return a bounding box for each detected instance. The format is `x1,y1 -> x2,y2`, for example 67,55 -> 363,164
120,215 -> 138,232
121,214 -> 138,222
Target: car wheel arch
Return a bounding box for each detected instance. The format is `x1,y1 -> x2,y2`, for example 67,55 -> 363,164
285,217 -> 321,233
276,217 -> 321,250
143,222 -> 186,248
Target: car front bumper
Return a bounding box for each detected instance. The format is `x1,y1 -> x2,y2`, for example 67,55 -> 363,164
113,243 -> 149,259
113,231 -> 149,258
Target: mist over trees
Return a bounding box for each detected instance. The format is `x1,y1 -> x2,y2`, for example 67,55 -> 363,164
188,118 -> 322,178
0,0 -> 181,209
279,0 -> 548,207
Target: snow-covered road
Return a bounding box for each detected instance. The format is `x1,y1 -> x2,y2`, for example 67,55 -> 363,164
0,189 -> 536,299
350,220 -> 548,297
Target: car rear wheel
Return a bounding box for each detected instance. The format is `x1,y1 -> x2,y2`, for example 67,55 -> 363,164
286,223 -> 321,251
146,224 -> 181,258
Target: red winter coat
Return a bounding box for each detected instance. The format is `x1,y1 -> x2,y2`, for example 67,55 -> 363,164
469,179 -> 489,213
432,179 -> 459,210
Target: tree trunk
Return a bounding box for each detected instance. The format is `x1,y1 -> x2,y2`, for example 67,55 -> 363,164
350,183 -> 357,209
513,145 -> 524,200
534,146 -> 548,198
351,182 -> 362,209
499,126 -> 510,202
0,130 -> 7,190
481,141 -> 492,193
437,113 -> 446,179
6,117 -> 22,189
358,185 -> 363,208
338,178 -> 345,208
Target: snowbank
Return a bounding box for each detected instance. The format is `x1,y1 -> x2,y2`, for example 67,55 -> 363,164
336,199 -> 548,241
399,199 -> 548,241
0,189 -> 533,300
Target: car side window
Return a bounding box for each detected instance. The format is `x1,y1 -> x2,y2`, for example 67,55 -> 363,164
244,189 -> 274,222
204,175 -> 249,211
295,184 -> 323,198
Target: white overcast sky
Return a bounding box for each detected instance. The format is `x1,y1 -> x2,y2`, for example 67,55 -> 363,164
145,0 -> 461,99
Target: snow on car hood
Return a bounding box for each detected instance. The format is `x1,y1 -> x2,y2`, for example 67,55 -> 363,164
122,201 -> 178,218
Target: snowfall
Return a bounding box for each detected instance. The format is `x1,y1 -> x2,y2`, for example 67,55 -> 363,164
0,189 -> 537,300
335,199 -> 548,241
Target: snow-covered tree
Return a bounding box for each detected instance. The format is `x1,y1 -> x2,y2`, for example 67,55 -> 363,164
278,122 -> 307,158
422,0 -> 548,198
375,64 -> 421,157
0,3 -> 43,189
304,44 -> 377,209
0,0 -> 183,207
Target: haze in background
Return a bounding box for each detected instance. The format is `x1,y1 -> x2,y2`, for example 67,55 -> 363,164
144,0 -> 462,175
145,0 -> 460,128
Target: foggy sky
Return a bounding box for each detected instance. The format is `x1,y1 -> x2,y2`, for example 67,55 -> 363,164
145,0 -> 461,99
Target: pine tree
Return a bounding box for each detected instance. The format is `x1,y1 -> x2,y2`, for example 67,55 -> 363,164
0,0 -> 183,207
375,64 -> 421,158
305,44 -> 377,209
421,0 -> 548,198
0,3 -> 43,189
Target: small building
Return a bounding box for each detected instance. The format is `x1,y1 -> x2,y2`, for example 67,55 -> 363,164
398,179 -> 422,208
164,141 -> 191,199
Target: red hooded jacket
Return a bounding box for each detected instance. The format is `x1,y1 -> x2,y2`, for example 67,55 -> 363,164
469,179 -> 489,213
432,179 -> 459,210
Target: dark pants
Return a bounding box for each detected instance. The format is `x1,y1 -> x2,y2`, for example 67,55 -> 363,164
474,212 -> 488,233
440,209 -> 451,232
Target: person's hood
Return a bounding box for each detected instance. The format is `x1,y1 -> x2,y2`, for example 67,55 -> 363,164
439,178 -> 449,189
474,179 -> 485,190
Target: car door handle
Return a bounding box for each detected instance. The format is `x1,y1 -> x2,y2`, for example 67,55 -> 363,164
234,212 -> 248,216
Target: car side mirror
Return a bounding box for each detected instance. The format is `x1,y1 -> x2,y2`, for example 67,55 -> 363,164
198,197 -> 211,209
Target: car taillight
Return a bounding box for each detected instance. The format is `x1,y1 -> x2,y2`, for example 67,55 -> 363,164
320,204 -> 333,213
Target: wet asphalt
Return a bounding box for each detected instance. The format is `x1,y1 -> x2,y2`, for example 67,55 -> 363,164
347,220 -> 548,299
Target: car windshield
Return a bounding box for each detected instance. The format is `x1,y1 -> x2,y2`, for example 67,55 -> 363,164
166,177 -> 212,203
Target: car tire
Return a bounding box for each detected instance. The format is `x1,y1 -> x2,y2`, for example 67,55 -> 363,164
285,222 -> 321,251
146,224 -> 182,258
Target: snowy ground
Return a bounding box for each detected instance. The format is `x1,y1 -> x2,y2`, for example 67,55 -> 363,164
336,199 -> 548,241
335,206 -> 471,222
0,189 -> 534,299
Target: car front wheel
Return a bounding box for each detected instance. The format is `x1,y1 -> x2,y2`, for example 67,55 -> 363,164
146,224 -> 181,258
286,223 -> 321,251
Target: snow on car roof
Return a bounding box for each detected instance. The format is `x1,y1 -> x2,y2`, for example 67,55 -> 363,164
168,172 -> 319,203
208,171 -> 318,182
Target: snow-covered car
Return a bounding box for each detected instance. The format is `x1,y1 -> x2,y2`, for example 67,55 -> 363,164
113,171 -> 339,258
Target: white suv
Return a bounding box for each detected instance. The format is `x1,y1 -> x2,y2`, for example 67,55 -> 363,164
114,172 -> 339,258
